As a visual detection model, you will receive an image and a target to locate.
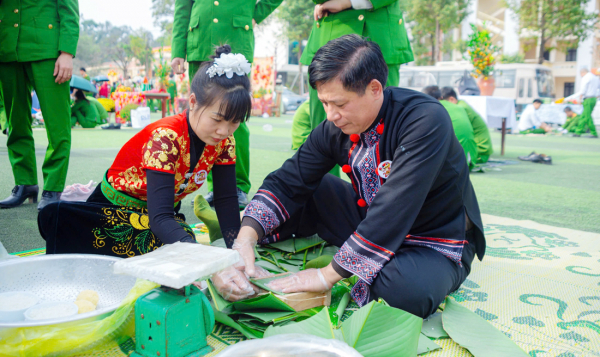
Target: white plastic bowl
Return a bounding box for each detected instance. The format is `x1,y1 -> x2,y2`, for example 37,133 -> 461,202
0,291 -> 39,322
24,302 -> 78,321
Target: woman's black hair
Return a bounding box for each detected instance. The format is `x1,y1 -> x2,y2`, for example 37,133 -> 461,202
74,89 -> 88,102
190,44 -> 252,123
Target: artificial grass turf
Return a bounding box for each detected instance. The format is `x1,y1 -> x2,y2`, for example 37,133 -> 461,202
1,115 -> 599,253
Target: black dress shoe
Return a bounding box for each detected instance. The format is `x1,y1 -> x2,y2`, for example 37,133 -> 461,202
0,185 -> 39,208
37,191 -> 62,211
237,188 -> 249,209
518,152 -> 542,162
539,154 -> 552,165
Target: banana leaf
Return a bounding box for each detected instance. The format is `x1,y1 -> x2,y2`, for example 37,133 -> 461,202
232,292 -> 296,312
263,307 -> 337,339
442,297 -> 529,357
255,259 -> 285,273
334,292 -> 351,326
305,255 -> 333,269
213,307 -> 263,339
267,235 -> 324,253
321,245 -> 340,256
207,280 -> 234,312
421,312 -> 448,339
341,300 -> 422,357
417,334 -> 442,355
231,310 -> 296,323
278,261 -> 302,272
250,273 -> 293,294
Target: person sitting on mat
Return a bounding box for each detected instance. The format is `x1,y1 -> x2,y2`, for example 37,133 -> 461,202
39,46 -> 251,257
422,85 -> 478,169
518,99 -> 551,134
440,87 -> 493,164
211,35 -> 486,319
70,89 -> 99,128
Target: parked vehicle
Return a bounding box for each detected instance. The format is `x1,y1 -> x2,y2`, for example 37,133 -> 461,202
281,88 -> 308,112
399,63 -> 555,113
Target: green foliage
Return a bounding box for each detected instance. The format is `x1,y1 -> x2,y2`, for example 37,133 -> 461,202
153,49 -> 171,89
129,30 -> 154,77
499,53 -> 525,64
151,0 -> 175,45
466,23 -> 499,78
402,0 -> 471,65
120,103 -> 140,122
506,0 -> 599,64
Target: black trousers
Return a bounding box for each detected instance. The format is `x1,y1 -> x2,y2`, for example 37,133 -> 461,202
267,174 -> 477,318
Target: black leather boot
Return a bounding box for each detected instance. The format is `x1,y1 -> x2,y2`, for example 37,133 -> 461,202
0,185 -> 39,208
37,191 -> 62,211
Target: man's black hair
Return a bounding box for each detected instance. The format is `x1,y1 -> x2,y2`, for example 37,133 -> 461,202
80,67 -> 86,72
308,34 -> 388,95
533,99 -> 543,104
440,86 -> 458,100
422,85 -> 442,100
190,44 -> 252,123
564,106 -> 572,112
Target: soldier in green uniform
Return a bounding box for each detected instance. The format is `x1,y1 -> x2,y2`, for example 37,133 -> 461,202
292,0 -> 413,176
0,91 -> 7,135
70,90 -> 99,128
441,87 -> 493,163
171,0 -> 283,208
0,0 -> 79,210
167,73 -> 178,115
424,86 -> 478,170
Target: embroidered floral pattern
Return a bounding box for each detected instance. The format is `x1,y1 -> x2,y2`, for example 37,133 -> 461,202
403,235 -> 467,265
243,200 -> 280,236
333,232 -> 394,284
348,124 -> 383,206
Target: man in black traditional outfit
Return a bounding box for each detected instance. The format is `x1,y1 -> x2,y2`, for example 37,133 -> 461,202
213,34 -> 486,319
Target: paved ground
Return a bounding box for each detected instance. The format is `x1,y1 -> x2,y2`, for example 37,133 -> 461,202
1,114 -> 599,253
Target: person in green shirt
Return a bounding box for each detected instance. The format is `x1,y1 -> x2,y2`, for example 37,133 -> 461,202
562,106 -> 580,133
291,0 -> 413,176
171,0 -> 283,208
80,67 -> 90,81
441,87 -> 493,163
167,73 -> 178,115
88,96 -> 109,124
291,99 -> 311,150
0,90 -> 7,135
0,0 -> 79,210
71,90 -> 99,128
423,86 -> 478,170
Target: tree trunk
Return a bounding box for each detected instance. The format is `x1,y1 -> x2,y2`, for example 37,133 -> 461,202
434,19 -> 440,64
537,0 -> 546,64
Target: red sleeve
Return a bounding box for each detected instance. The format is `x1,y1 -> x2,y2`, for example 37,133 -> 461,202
215,135 -> 236,165
142,128 -> 181,174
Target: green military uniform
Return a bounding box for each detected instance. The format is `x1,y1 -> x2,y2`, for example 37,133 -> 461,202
88,96 -> 108,124
0,90 -> 7,132
0,0 -> 79,192
167,78 -> 177,115
576,97 -> 598,136
563,114 -> 580,133
457,100 -> 493,163
172,0 -> 283,194
71,99 -> 98,128
440,101 -> 478,170
294,0 -> 414,170
291,99 -> 311,150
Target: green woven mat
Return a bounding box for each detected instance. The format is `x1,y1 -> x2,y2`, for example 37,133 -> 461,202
16,214 -> 600,356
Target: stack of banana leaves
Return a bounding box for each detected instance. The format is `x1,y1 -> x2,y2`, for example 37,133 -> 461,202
208,235 -> 353,339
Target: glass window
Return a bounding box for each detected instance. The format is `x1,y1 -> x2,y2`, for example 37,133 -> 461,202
564,82 -> 575,97
565,49 -> 577,62
543,50 -> 550,61
413,71 -> 438,89
493,69 -> 516,88
399,71 -> 414,88
518,78 -> 525,98
437,71 -> 464,88
536,69 -> 554,97
528,78 -> 533,98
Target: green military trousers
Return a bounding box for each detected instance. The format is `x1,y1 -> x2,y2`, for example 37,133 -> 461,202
575,97 -> 598,136
189,61 -> 251,193
295,64 -> 400,177
0,60 -> 71,191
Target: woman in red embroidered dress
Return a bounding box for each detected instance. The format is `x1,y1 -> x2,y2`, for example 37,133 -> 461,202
39,46 -> 252,257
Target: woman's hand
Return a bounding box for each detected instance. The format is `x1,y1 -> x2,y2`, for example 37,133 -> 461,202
232,226 -> 260,276
267,264 -> 343,294
210,265 -> 258,301
314,0 -> 352,21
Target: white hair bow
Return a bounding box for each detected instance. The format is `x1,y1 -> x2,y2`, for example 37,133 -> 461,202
206,53 -> 252,79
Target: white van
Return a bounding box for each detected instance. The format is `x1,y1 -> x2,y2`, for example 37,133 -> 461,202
399,63 -> 554,113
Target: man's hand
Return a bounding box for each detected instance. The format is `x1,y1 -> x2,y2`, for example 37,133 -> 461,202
54,52 -> 73,84
252,19 -> 257,27
267,265 -> 342,294
171,57 -> 186,75
232,234 -> 259,277
210,266 -> 258,301
314,0 -> 352,21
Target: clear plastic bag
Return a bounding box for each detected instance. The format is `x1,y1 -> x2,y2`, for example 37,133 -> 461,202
0,279 -> 158,357
217,333 -> 363,357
